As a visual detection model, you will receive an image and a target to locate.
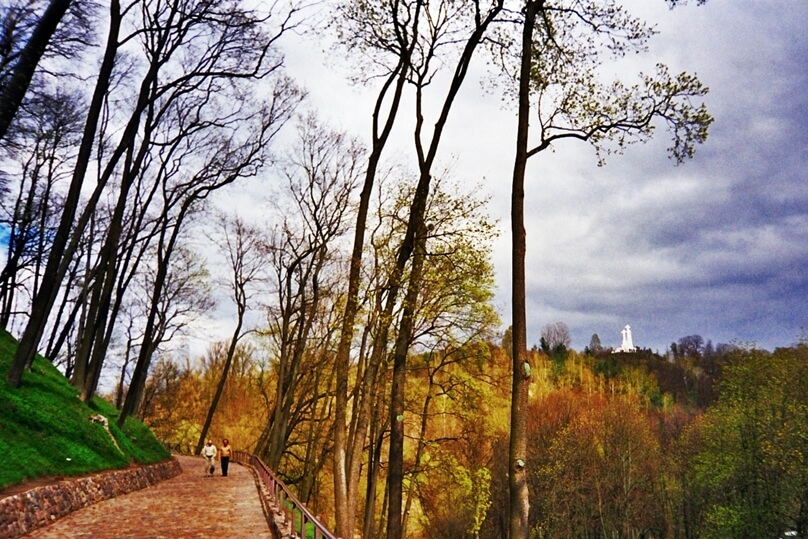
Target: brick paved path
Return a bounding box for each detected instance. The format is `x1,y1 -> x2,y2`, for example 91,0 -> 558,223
23,455 -> 272,538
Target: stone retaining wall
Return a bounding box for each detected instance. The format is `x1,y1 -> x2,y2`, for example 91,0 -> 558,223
0,458 -> 182,539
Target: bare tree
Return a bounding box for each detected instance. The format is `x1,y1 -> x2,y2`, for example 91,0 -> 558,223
329,3 -> 505,537
7,0 -> 303,392
101,243 -> 214,410
541,321 -> 572,351
7,0 -> 125,386
130,247 -> 215,414
112,299 -> 141,410
254,115 -> 361,469
42,212 -> 96,376
0,0 -> 93,141
383,4 -> 504,537
0,88 -> 81,330
118,86 -> 300,427
78,0 -> 302,404
195,216 -> 266,454
329,1 -> 420,532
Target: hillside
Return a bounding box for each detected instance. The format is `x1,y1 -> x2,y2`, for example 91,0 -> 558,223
0,329 -> 170,491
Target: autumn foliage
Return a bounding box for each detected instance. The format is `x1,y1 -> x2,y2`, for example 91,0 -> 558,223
137,328 -> 808,538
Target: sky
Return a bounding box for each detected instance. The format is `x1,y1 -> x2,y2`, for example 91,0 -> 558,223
205,0 -> 808,355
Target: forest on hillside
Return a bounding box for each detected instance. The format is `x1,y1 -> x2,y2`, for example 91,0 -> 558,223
139,333 -> 808,539
1,0 -> 803,538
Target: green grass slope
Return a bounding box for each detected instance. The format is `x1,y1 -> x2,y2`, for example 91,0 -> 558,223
0,329 -> 170,490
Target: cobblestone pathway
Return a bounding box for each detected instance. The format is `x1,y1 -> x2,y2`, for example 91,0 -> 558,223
23,455 -> 272,538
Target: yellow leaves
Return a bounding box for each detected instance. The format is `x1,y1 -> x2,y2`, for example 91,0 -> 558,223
527,389 -> 666,534
595,434 -> 605,460
415,448 -> 494,537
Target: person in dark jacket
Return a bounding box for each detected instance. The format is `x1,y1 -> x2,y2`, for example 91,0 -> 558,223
219,439 -> 232,477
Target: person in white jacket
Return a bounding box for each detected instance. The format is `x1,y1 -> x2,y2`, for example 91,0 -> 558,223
201,439 -> 218,476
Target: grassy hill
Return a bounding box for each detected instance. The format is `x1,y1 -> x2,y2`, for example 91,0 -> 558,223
0,329 -> 170,491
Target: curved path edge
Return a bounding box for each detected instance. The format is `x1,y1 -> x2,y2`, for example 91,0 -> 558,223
237,457 -> 291,539
0,457 -> 181,539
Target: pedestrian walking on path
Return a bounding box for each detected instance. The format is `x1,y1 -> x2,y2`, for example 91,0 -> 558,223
23,455 -> 272,538
219,439 -> 232,477
202,439 -> 217,476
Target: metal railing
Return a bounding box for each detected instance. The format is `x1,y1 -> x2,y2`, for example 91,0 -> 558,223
233,450 -> 337,539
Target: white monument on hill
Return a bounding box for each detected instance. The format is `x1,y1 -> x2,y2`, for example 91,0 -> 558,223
615,324 -> 636,353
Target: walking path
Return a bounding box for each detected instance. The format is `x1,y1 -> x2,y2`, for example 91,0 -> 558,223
22,455 -> 272,538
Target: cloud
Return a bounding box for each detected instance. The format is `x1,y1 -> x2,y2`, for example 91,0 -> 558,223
213,0 -> 808,355
494,0 -> 808,351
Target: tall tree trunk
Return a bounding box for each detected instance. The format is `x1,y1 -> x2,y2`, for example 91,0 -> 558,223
297,363 -> 334,503
117,200 -> 190,427
6,0 -> 122,386
401,378 -> 434,538
386,206 -> 427,539
363,398 -> 387,539
117,261 -> 168,425
345,291 -> 394,536
74,98 -> 153,401
44,264 -> 84,361
508,3 -> 540,538
384,4 -> 506,535
255,244 -> 325,469
195,304 -> 245,454
333,44 -> 412,539
0,0 -> 73,141
70,261 -> 102,391
114,320 -> 136,409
